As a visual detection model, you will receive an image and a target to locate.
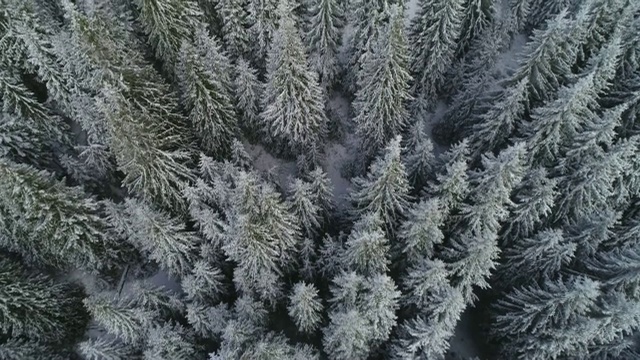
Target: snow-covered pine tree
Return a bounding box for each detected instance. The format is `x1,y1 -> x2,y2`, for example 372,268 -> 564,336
0,258 -> 88,343
77,338 -> 136,360
447,143 -> 527,301
216,0 -> 251,58
527,0 -> 575,29
468,78 -> 529,157
177,29 -> 238,155
260,0 -> 328,166
83,294 -> 155,345
457,0 -> 494,56
507,0 -> 533,33
0,159 -> 126,271
500,167 -> 557,243
0,338 -> 66,360
344,0 -> 386,93
491,276 -> 601,359
247,0 -> 280,64
408,0 -> 464,110
305,0 -> 345,88
144,322 -> 201,359
234,58 -> 262,135
565,208 -> 619,257
288,178 -> 323,238
508,10 -> 581,105
353,5 -> 411,159
307,166 -> 335,217
61,3 -> 194,211
343,213 -> 390,275
403,122 -> 436,190
399,198 -> 445,264
428,139 -> 471,212
104,198 -> 199,277
132,0 -> 202,72
350,136 -> 411,234
182,260 -> 226,302
391,283 -> 465,359
0,111 -> 49,167
499,229 -> 575,284
288,281 -> 323,333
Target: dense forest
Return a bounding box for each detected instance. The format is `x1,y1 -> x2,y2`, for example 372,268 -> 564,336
1,0 -> 639,359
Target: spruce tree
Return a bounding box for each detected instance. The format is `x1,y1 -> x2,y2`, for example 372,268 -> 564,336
408,0 -> 464,109
458,0 -> 494,56
177,29 -> 238,155
216,0 -> 251,58
288,281 -> 323,333
104,198 -> 199,277
353,6 -> 411,158
399,198 -> 445,264
0,258 -> 88,343
247,0 -> 280,64
305,0 -> 345,88
0,159 -> 125,271
84,294 -> 155,345
234,58 -> 262,134
403,123 -> 436,189
132,0 -> 202,71
289,178 -> 323,238
350,136 -> 411,233
61,3 -> 194,210
77,338 -> 136,360
343,213 -> 390,275
428,139 -> 471,211
260,0 -> 328,165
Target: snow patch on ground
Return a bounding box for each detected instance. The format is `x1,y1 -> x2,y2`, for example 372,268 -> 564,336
243,142 -> 297,190
322,142 -> 352,209
446,309 -> 482,360
405,0 -> 420,25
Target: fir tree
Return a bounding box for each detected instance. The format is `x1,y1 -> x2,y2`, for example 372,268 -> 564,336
403,123 -> 436,189
289,178 -> 323,238
0,159 -> 125,271
353,6 -> 411,158
234,58 -> 262,134
343,213 -> 390,275
216,0 -> 251,58
83,294 -> 155,345
399,198 -> 445,264
458,0 -> 494,56
307,167 -> 335,217
501,167 -> 557,243
186,302 -> 230,339
247,0 -> 280,63
132,0 -> 202,71
61,3 -> 194,210
586,245 -> 640,297
260,0 -> 328,164
288,281 -> 323,333
0,338 -> 66,360
0,111 -> 48,167
77,338 -> 136,360
428,139 -> 471,211
528,0 -> 575,29
104,198 -> 199,277
408,0 -> 464,109
500,229 -> 576,284
0,258 -> 88,343
182,260 -> 226,302
177,29 -> 238,155
144,322 -> 200,359
350,136 -> 411,233
305,0 -> 345,88
323,309 -> 372,360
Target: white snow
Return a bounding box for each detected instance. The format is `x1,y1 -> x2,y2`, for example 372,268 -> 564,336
243,142 -> 297,190
446,309 -> 482,360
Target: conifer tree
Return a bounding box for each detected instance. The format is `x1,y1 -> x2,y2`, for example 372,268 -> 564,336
0,258 -> 88,343
469,78 -> 529,156
182,260 -> 226,302
428,139 -> 471,211
83,294 -> 155,345
305,0 -> 345,87
501,167 -> 557,243
0,338 -> 65,360
132,0 -> 202,71
408,0 -> 464,109
247,0 -> 280,63
350,136 -> 411,233
399,198 -> 445,264
0,159 -> 125,271
509,10 -> 581,104
500,229 -> 575,283
508,0 -> 533,33
289,178 -> 323,237
177,29 -> 238,155
61,3 -> 194,210
353,6 -> 411,158
343,213 -> 390,275
144,322 -> 200,359
0,111 -> 48,167
288,282 -> 323,333
528,0 -> 575,29
216,0 -> 251,58
307,166 -> 335,217
260,0 -> 328,165
458,0 -> 494,56
404,123 -> 436,189
77,338 -> 136,360
234,58 -> 262,134
104,198 -> 199,277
